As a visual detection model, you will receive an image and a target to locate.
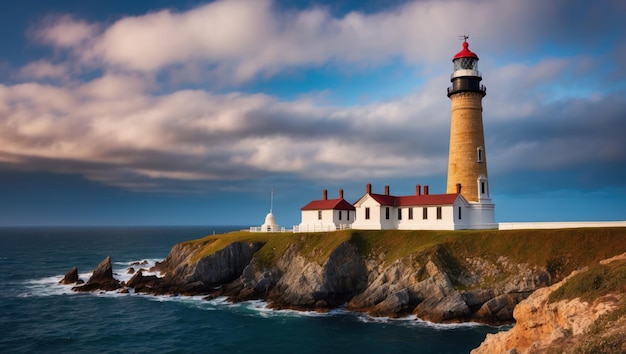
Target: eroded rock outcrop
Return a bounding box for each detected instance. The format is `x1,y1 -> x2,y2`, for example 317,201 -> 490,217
73,256 -> 121,292
59,266 -> 83,285
171,242 -> 265,285
473,255 -> 626,354
62,235 -> 553,324
267,241 -> 368,309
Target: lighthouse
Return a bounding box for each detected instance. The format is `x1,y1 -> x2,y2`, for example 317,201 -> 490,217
446,36 -> 490,202
446,36 -> 496,228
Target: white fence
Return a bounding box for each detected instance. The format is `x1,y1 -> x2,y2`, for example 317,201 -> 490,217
498,221 -> 626,230
248,226 -> 291,233
292,224 -> 352,233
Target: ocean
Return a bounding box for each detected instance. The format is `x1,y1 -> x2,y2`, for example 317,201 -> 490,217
0,226 -> 503,353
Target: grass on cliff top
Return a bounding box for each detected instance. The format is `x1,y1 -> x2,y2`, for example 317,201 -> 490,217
548,259 -> 626,303
181,231 -> 275,263
181,230 -> 354,266
180,228 -> 626,276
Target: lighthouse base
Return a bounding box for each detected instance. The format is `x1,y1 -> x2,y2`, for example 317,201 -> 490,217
461,201 -> 497,230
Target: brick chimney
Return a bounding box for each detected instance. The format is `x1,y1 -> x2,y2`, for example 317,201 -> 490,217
416,184 -> 421,196
384,185 -> 390,196
366,183 -> 372,194
456,183 -> 462,194
323,189 -> 328,200
339,189 -> 344,199
424,185 -> 429,195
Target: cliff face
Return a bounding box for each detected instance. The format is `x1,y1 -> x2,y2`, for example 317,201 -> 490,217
67,228 -> 626,329
153,235 -> 550,324
472,253 -> 626,354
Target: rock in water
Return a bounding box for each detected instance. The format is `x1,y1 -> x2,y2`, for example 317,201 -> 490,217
73,256 -> 121,292
59,266 -> 81,284
88,256 -> 114,283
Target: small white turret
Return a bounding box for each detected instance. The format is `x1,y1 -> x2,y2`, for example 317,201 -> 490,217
260,188 -> 279,232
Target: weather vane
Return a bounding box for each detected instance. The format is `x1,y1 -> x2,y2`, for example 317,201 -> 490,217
459,34 -> 469,42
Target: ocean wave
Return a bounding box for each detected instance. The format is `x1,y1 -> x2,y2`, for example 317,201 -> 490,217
19,275 -> 78,297
19,268 -> 497,329
114,258 -> 164,283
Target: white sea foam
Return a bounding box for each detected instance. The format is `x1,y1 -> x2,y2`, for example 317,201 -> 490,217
21,261 -> 498,329
20,275 -> 78,297
411,317 -> 488,330
115,258 -> 163,283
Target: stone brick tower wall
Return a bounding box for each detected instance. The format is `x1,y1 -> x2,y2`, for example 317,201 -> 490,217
446,91 -> 488,202
445,38 -> 489,203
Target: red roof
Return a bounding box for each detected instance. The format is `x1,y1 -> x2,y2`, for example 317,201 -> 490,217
368,193 -> 460,206
453,41 -> 479,60
301,198 -> 356,211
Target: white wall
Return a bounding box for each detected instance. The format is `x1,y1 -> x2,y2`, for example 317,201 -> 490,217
352,196 -> 384,230
465,202 -> 497,230
298,209 -> 354,232
499,221 -> 626,230
396,205 -> 457,230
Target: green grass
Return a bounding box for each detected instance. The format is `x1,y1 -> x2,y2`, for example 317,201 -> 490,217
177,228 -> 626,282
182,231 -> 274,263
298,230 -> 354,265
349,230 -> 462,264
252,232 -> 299,267
549,259 -> 626,303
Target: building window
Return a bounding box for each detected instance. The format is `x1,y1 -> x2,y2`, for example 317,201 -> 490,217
318,210 -> 322,220
385,207 -> 390,220
436,207 -> 442,220
458,206 -> 462,220
481,182 -> 485,194
347,211 -> 350,221
422,207 -> 428,220
365,207 -> 370,220
477,146 -> 483,163
339,210 -> 342,221
408,208 -> 413,220
398,208 -> 402,220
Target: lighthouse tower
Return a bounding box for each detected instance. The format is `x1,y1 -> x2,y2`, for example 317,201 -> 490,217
446,37 -> 496,228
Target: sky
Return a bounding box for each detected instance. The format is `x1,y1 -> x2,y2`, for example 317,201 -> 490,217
0,0 -> 625,226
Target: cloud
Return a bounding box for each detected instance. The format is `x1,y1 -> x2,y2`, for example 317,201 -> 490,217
18,60 -> 70,80
30,0 -> 604,86
3,0 -> 625,197
0,72 -> 454,192
32,15 -> 98,48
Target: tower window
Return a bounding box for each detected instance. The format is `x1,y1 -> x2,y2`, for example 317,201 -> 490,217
408,208 -> 413,220
422,208 -> 428,220
385,207 -> 390,220
436,207 -> 442,220
318,210 -> 322,220
477,146 -> 483,163
365,207 -> 370,220
398,208 -> 402,220
481,182 -> 486,194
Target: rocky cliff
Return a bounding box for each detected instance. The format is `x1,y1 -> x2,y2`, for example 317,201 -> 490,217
66,228 -> 626,328
472,252 -> 626,353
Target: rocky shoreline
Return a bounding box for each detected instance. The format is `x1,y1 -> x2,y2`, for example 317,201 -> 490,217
60,238 -> 552,326
60,229 -> 626,352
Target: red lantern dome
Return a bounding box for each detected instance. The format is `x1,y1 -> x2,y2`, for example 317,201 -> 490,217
453,41 -> 479,61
